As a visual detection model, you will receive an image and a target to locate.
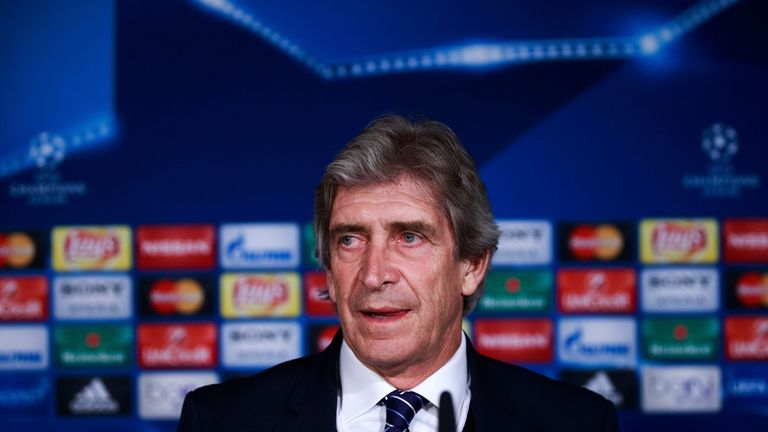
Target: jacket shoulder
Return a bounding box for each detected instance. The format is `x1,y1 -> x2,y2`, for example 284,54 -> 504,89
178,353 -> 322,431
473,354 -> 619,431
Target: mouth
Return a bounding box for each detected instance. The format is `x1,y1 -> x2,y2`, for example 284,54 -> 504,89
359,308 -> 410,321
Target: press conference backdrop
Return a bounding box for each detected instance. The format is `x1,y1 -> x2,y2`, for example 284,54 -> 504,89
1,0 -> 767,431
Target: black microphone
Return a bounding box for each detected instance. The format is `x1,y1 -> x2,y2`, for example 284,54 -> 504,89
438,391 -> 456,432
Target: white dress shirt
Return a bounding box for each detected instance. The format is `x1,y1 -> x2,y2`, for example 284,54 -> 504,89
336,334 -> 471,432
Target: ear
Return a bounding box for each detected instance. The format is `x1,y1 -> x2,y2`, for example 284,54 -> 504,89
326,270 -> 338,304
460,251 -> 491,297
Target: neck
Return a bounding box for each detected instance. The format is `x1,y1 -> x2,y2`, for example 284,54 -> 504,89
368,330 -> 463,390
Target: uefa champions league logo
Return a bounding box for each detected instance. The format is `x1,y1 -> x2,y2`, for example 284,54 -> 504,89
28,132 -> 67,170
681,122 -> 760,198
701,123 -> 738,163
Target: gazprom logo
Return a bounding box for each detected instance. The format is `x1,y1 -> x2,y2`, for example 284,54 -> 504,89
558,318 -> 636,367
220,224 -> 300,269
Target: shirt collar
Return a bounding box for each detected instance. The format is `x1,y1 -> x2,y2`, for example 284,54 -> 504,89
338,333 -> 468,424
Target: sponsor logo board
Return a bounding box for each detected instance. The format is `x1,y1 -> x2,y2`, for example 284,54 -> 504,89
642,366 -> 721,413
724,219 -> 768,263
724,365 -> 768,404
307,323 -> 340,354
641,317 -> 719,361
558,318 -> 637,367
640,219 -> 718,264
558,223 -> 634,262
222,322 -> 302,368
54,324 -> 132,368
220,272 -> 300,318
138,372 -> 219,420
492,221 -> 551,265
53,226 -> 132,271
725,316 -> 768,360
56,376 -> 131,416
137,224 -> 216,270
302,223 -> 320,268
557,269 -> 636,313
0,230 -> 47,269
137,323 -> 217,369
220,223 -> 300,269
0,325 -> 48,370
304,271 -> 336,316
474,319 -> 553,363
54,275 -> 132,320
641,268 -> 719,313
0,374 -> 50,414
0,275 -> 48,321
726,270 -> 768,310
138,276 -> 214,317
559,369 -> 636,409
477,270 -> 552,313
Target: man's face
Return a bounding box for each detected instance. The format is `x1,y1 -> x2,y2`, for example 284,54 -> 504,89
327,175 -> 485,382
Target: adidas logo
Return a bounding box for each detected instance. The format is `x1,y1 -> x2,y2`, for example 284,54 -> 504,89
69,378 -> 119,414
584,371 -> 623,406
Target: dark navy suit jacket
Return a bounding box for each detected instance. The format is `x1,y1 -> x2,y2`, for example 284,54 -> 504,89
177,332 -> 619,431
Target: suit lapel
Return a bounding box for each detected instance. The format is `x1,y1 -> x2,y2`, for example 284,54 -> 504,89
276,331 -> 343,432
466,339 -> 533,432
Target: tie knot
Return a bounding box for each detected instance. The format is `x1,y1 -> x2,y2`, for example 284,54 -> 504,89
382,390 -> 428,432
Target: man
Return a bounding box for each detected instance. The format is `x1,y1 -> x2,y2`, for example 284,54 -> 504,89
178,115 -> 619,431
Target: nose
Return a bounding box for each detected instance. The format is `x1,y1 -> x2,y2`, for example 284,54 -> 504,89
360,239 -> 398,290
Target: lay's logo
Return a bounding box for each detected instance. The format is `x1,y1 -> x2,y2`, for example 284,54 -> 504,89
640,219 -> 718,264
53,226 -> 132,271
220,273 -> 300,318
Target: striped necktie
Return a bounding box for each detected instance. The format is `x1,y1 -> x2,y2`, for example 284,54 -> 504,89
382,390 -> 429,432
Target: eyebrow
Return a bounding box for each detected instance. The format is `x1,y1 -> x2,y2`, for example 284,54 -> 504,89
329,221 -> 438,239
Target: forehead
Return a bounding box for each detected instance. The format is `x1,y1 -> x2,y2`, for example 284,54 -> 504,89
330,176 -> 447,225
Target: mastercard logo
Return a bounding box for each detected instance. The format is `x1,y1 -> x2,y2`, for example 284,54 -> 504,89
736,272 -> 768,308
149,278 -> 205,315
0,232 -> 36,268
568,225 -> 623,260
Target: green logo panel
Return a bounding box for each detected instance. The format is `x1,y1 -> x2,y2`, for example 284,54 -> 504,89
642,317 -> 719,360
477,270 -> 552,313
54,324 -> 133,367
303,223 -> 320,268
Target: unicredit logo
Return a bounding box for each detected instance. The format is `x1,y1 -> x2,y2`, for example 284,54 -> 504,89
64,230 -> 119,262
652,223 -> 707,254
233,277 -> 288,307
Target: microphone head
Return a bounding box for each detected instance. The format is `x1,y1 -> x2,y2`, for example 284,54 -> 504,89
438,391 -> 456,432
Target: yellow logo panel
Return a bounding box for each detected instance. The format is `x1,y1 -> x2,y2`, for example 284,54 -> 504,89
220,272 -> 301,317
53,226 -> 133,271
640,219 -> 719,263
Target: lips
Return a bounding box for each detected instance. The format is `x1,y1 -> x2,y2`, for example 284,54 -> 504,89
360,308 -> 409,320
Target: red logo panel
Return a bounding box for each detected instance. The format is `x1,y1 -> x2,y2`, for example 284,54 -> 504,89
557,269 -> 636,313
474,319 -> 553,363
725,316 -> 768,360
137,225 -> 215,270
724,219 -> 768,263
137,323 -> 217,368
304,272 -> 336,316
0,276 -> 48,321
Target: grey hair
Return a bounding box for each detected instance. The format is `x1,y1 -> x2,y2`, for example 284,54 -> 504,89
313,115 -> 499,314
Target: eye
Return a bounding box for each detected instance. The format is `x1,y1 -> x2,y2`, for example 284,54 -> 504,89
401,232 -> 422,244
339,235 -> 356,247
